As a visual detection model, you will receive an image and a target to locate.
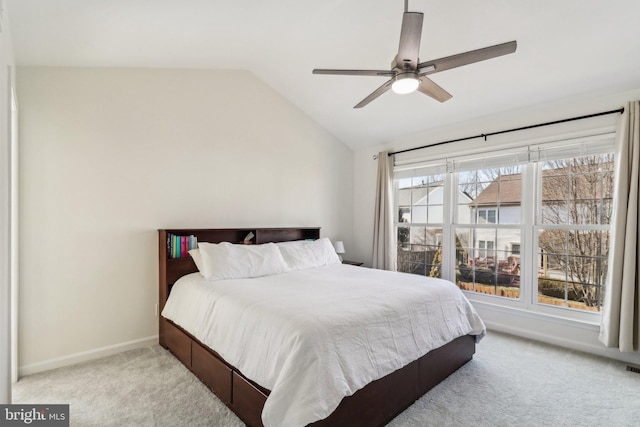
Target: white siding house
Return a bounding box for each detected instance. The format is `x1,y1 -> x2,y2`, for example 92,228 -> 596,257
468,174 -> 522,263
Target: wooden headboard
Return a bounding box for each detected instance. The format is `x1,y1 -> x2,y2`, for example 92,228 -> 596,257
158,227 -> 320,341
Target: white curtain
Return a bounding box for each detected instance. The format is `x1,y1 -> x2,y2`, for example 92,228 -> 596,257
372,151 -> 396,270
599,101 -> 640,352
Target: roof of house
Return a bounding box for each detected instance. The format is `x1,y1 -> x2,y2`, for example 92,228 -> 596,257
472,163 -> 613,207
472,173 -> 522,207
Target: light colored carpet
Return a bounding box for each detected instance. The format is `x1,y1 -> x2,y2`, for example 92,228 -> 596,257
13,331 -> 640,426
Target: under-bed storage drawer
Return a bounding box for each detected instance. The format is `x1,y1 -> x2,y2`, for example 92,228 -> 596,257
191,341 -> 232,405
232,372 -> 268,427
164,320 -> 192,367
418,334 -> 475,394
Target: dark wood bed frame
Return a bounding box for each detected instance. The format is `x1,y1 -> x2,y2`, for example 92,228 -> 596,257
158,227 -> 476,427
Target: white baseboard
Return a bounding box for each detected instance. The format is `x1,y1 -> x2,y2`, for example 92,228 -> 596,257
19,335 -> 159,378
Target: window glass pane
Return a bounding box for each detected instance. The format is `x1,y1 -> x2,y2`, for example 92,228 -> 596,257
412,206 -> 427,223
537,228 -> 609,312
397,227 -> 410,249
487,210 -> 497,224
409,227 -> 425,244
567,230 -> 609,281
459,166 -> 521,225
457,177 -> 475,224
496,172 -> 521,224
541,164 -> 569,224
398,186 -> 412,223
398,188 -> 412,205
398,207 -> 411,223
396,172 -> 445,226
538,274 -> 604,312
541,155 -> 613,225
428,205 -> 444,223
497,229 -> 521,289
412,187 -> 428,206
454,227 -> 520,300
412,174 -> 444,186
397,228 -> 442,277
455,227 -> 474,290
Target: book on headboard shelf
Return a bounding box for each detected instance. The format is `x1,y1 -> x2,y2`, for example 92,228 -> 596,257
167,233 -> 198,259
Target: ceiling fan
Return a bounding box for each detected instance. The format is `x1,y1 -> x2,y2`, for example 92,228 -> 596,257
312,0 -> 517,108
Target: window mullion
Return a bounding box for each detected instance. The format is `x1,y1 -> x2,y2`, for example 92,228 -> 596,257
521,162 -> 536,308
442,172 -> 455,282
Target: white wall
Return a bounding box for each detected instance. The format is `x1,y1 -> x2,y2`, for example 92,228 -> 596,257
0,8 -> 16,403
352,88 -> 640,364
17,67 -> 354,374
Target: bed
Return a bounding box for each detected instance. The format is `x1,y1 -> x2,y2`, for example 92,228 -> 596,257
158,227 -> 485,427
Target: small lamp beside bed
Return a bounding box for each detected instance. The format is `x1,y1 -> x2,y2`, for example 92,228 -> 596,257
333,240 -> 345,262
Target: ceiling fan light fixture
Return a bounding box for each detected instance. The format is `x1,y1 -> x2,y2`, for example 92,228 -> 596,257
392,73 -> 419,94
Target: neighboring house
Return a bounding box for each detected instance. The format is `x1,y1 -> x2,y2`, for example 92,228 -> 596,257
469,161 -> 612,288
468,173 -> 522,262
398,182 -> 473,226
396,182 -> 473,276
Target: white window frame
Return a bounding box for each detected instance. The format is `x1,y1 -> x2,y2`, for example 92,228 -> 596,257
393,129 -> 616,324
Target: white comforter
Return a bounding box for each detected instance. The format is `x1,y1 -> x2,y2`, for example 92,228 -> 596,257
161,264 -> 485,427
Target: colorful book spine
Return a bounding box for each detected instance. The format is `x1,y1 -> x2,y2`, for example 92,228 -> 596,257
167,233 -> 199,259
175,234 -> 178,258
180,236 -> 187,257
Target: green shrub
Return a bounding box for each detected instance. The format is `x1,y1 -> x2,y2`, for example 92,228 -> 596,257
537,277 -> 584,301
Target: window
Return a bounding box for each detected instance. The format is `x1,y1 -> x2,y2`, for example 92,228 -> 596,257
478,240 -> 486,256
477,209 -> 497,224
478,241 -> 496,258
396,172 -> 444,278
536,153 -> 613,312
455,166 -> 522,299
393,134 -> 614,318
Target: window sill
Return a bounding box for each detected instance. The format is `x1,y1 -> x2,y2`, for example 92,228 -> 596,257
467,296 -> 601,330
461,288 -> 602,326
463,296 -> 640,365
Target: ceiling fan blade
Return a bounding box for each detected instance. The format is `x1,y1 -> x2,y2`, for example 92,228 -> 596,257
395,12 -> 424,71
313,69 -> 395,77
417,40 -> 517,75
417,76 -> 452,102
354,79 -> 394,109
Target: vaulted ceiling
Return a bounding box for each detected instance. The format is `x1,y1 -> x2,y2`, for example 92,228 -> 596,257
7,0 -> 640,149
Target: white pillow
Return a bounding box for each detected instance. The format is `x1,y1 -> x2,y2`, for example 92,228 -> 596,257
188,248 -> 207,277
198,242 -> 289,280
276,238 -> 341,271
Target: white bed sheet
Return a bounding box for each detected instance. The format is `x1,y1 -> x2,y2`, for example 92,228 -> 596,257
161,264 -> 485,427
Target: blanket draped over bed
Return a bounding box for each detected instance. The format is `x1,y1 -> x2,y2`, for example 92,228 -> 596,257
162,263 -> 485,427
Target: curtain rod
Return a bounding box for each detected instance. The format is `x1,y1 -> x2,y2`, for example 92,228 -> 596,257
387,107 -> 625,157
